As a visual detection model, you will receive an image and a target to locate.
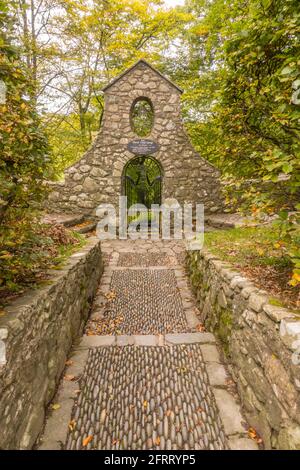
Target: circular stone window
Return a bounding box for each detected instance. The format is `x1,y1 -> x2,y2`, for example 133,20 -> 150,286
130,97 -> 154,137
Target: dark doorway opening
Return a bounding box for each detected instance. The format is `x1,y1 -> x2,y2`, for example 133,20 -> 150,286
122,155 -> 162,231
122,155 -> 162,209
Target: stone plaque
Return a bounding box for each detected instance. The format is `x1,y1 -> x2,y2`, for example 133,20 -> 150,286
127,139 -> 159,155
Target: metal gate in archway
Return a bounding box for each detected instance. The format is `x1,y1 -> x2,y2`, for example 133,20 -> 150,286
122,155 -> 162,209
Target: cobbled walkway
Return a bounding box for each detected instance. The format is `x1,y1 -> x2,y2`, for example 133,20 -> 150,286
39,239 -> 258,451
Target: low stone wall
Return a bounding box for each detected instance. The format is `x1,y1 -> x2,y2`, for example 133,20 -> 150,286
186,249 -> 300,450
0,238 -> 103,450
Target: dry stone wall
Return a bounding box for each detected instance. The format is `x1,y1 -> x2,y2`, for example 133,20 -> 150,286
187,249 -> 300,450
0,238 -> 103,449
48,60 -> 223,215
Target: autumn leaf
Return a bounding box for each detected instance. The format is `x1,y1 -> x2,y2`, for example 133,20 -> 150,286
68,420 -> 76,431
51,403 -> 61,410
248,427 -> 262,444
155,436 -> 160,446
105,291 -> 116,301
64,374 -> 76,381
143,400 -> 148,408
289,272 -> 300,287
195,323 -> 205,332
86,331 -> 96,336
82,435 -> 93,447
65,360 -> 73,366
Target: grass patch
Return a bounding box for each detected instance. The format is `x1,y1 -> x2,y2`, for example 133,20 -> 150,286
204,225 -> 299,310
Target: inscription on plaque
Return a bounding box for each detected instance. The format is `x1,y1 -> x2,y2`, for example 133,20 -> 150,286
127,139 -> 159,155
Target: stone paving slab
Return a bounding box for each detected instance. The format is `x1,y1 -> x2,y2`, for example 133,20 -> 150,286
213,389 -> 246,435
165,332 -> 215,345
88,269 -> 188,335
65,345 -> 228,450
77,332 -> 216,349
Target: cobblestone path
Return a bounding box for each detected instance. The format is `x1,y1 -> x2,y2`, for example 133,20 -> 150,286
39,240 -> 258,451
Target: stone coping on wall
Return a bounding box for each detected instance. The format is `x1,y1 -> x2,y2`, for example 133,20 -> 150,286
0,237 -> 103,449
186,247 -> 300,450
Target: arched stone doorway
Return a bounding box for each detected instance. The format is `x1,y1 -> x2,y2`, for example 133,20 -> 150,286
122,155 -> 163,209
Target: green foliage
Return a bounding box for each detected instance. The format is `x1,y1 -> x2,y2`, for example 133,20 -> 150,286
216,0 -> 300,199
174,0 -> 300,198
0,3 -> 54,297
43,111 -> 101,178
0,6 -> 51,218
273,206 -> 300,286
131,98 -> 154,137
171,0 -> 300,284
125,156 -> 162,209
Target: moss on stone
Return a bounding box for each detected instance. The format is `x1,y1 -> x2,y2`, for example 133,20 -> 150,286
269,297 -> 284,307
190,270 -> 203,287
217,308 -> 233,357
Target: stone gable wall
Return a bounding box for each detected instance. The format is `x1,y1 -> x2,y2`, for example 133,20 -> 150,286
187,249 -> 300,450
0,238 -> 103,449
48,61 -> 223,214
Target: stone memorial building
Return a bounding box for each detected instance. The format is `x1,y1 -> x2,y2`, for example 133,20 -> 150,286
48,59 -> 223,214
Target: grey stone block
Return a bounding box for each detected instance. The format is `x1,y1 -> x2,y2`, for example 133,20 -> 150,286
213,388 -> 245,435
134,335 -> 158,346
207,362 -> 227,386
78,335 -> 115,349
165,332 -> 215,345
200,344 -> 221,362
263,304 -> 294,323
116,335 -> 135,346
228,437 -> 259,450
185,310 -> 201,328
248,293 -> 267,312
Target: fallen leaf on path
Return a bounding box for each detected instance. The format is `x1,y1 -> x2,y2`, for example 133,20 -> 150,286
155,437 -> 160,446
51,403 -> 60,410
248,427 -> 263,444
64,374 -> 76,381
68,420 -> 76,431
195,323 -> 205,332
105,291 -> 116,301
82,435 -> 93,447
86,330 -> 96,336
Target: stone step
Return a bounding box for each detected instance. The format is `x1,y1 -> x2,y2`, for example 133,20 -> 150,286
76,332 -> 216,349
73,221 -> 97,234
42,212 -> 86,228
